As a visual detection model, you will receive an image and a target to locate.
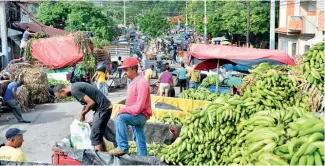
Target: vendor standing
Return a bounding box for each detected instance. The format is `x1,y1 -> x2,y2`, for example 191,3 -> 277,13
117,56 -> 123,78
92,65 -> 109,97
109,57 -> 152,156
188,65 -> 201,89
158,66 -> 173,97
155,52 -> 163,78
53,82 -> 116,151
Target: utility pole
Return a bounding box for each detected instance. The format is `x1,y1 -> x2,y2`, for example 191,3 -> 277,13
186,0 -> 188,34
123,0 -> 126,27
204,0 -> 207,44
246,0 -> 250,48
270,0 -> 275,49
0,2 -> 8,67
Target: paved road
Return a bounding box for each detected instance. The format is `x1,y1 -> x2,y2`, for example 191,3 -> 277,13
0,89 -> 127,163
0,61 -> 187,163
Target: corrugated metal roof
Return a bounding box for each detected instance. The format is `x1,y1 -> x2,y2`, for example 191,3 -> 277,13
12,23 -> 67,36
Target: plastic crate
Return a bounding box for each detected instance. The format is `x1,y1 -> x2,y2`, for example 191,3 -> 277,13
52,146 -> 81,165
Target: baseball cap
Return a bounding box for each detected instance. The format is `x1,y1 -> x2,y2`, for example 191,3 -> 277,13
5,128 -> 26,139
118,57 -> 139,69
4,72 -> 10,77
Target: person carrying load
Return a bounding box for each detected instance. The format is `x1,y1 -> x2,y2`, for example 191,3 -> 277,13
53,82 -> 116,151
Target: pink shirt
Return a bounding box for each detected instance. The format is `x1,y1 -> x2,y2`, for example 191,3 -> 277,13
119,75 -> 152,119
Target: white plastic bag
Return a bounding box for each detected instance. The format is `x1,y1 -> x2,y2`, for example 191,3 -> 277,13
70,119 -> 92,149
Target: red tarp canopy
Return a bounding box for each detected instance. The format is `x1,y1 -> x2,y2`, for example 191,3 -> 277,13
30,36 -> 84,69
188,44 -> 296,70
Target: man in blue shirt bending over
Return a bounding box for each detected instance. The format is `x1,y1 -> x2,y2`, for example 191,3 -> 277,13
3,80 -> 30,123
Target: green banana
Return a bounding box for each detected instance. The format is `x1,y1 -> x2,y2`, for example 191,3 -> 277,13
312,141 -> 325,155
306,154 -> 314,165
314,151 -> 322,166
308,133 -> 324,142
298,155 -> 307,165
300,123 -> 324,136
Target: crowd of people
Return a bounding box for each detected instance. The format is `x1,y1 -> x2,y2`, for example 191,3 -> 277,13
0,29 -> 202,162
0,56 -> 203,162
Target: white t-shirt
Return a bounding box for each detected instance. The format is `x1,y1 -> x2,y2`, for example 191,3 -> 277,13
118,60 -> 122,66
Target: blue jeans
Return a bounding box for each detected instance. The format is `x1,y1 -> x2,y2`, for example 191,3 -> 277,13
115,113 -> 147,156
186,78 -> 189,89
6,100 -> 24,122
189,82 -> 199,90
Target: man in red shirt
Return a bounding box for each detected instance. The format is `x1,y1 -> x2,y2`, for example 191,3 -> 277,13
109,57 -> 152,156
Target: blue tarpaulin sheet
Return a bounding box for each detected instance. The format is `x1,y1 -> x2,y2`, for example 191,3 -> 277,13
223,64 -> 251,71
206,86 -> 230,94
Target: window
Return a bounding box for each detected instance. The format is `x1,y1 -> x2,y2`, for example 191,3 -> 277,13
280,40 -> 288,53
308,1 -> 316,12
305,45 -> 310,53
292,43 -> 297,56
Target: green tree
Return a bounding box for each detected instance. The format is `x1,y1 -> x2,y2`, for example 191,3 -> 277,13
37,2 -> 70,29
186,1 -> 270,46
65,2 -> 118,41
138,8 -> 169,38
37,2 -> 118,41
103,1 -> 185,26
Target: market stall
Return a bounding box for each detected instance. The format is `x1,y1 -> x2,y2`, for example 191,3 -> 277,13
187,44 -> 296,92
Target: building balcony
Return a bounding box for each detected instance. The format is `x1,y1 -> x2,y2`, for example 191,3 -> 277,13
288,16 -> 303,31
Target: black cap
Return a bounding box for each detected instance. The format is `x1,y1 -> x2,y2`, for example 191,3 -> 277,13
5,128 -> 26,139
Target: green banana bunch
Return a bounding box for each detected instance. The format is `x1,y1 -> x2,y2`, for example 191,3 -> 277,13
159,63 -> 320,165
229,108 -> 324,166
241,64 -> 310,113
179,88 -> 222,101
128,141 -> 168,157
156,114 -> 183,125
201,75 -> 217,87
160,94 -> 253,165
301,42 -> 324,91
276,115 -> 324,166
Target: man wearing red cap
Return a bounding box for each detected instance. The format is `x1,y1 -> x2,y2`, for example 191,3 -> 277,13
109,57 -> 152,156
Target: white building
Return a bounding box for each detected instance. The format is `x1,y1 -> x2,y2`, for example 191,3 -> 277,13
275,0 -> 324,58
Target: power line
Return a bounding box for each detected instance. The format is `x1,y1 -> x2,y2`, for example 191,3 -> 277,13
246,0 -> 250,48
